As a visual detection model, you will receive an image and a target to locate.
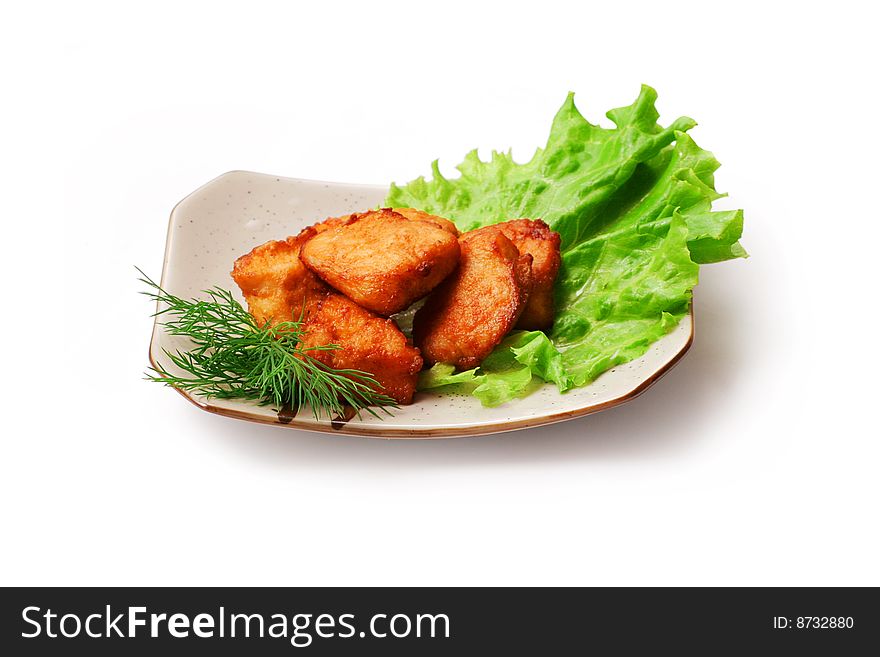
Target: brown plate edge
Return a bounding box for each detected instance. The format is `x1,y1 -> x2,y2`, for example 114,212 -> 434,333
149,313 -> 694,441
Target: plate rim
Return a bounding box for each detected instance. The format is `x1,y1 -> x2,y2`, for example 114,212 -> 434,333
149,170 -> 695,440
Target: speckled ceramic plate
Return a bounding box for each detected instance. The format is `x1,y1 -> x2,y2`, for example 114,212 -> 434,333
149,171 -> 693,439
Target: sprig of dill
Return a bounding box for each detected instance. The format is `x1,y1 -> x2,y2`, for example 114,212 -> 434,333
139,268 -> 396,419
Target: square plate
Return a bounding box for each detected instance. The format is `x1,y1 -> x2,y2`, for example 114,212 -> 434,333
150,171 -> 693,438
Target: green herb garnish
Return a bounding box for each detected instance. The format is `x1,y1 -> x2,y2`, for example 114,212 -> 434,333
139,269 -> 396,419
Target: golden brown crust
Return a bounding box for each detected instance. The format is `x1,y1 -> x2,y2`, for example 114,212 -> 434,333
314,209 -> 458,236
230,228 -> 329,327
300,208 -> 461,316
495,219 -> 561,330
299,293 -> 423,405
413,225 -> 533,370
392,207 -> 460,236
311,214 -> 354,234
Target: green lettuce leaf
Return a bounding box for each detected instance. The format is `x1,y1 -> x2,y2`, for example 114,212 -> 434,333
388,85 -> 696,248
417,331 -> 569,407
508,331 -> 572,391
418,363 -> 478,389
388,86 -> 745,406
554,212 -> 697,385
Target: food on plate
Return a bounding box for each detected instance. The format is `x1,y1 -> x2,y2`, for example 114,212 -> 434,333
413,225 -> 533,370
230,227 -> 329,326
495,219 -> 561,331
300,208 -> 461,316
148,85 -> 748,420
299,293 -> 423,404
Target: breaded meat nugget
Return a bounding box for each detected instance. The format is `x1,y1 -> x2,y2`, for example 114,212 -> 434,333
413,226 -> 532,370
300,208 -> 461,316
392,207 -> 460,236
299,293 -> 423,405
231,227 -> 329,327
495,219 -> 561,330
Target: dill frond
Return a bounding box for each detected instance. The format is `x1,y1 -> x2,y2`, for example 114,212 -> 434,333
138,268 -> 396,420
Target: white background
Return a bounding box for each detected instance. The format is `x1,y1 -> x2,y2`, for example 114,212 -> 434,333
3,1 -> 878,586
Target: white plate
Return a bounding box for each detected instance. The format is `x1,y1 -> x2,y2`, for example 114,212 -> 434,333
149,171 -> 693,438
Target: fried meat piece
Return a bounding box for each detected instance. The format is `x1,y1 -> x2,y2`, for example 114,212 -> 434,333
231,227 -> 329,327
413,226 -> 532,370
299,293 -> 423,405
300,208 -> 461,316
495,219 -> 561,330
392,207 -> 460,236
